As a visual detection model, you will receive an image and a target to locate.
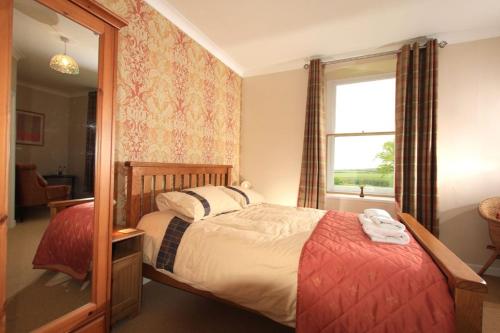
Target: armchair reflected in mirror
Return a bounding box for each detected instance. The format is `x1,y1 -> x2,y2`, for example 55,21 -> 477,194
15,163 -> 71,220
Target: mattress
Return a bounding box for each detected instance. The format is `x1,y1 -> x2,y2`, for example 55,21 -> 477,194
137,203 -> 326,327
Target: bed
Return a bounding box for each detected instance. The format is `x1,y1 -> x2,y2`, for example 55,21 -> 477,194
32,198 -> 94,280
124,161 -> 487,333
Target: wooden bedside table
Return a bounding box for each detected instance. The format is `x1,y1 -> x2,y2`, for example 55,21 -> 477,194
111,227 -> 145,325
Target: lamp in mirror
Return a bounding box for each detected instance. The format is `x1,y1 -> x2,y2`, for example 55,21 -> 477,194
49,36 -> 79,75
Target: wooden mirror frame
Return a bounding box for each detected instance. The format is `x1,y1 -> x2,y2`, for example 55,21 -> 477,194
0,0 -> 126,332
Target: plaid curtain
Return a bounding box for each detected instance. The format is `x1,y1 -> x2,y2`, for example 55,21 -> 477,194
84,91 -> 97,194
395,40 -> 438,235
297,59 -> 326,209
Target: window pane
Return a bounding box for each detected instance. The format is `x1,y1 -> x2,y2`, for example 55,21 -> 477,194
327,135 -> 395,196
335,78 -> 395,133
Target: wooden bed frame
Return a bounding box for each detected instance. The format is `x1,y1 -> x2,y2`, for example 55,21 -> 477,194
48,198 -> 94,219
124,161 -> 487,333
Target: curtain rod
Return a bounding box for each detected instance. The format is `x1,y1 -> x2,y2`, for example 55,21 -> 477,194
304,40 -> 448,69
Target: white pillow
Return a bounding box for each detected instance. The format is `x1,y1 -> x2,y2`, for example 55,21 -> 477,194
156,184 -> 214,211
156,193 -> 170,211
156,186 -> 241,221
219,186 -> 264,207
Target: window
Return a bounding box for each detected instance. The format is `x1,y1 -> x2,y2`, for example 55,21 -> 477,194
327,75 -> 395,196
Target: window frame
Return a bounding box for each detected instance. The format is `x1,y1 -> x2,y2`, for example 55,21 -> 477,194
326,73 -> 396,197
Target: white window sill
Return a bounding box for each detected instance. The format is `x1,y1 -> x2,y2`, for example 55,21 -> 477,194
326,193 -> 395,203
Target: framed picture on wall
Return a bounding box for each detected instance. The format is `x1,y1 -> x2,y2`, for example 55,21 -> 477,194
16,110 -> 45,146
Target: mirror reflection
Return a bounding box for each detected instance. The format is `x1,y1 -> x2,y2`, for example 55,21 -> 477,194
6,0 -> 98,331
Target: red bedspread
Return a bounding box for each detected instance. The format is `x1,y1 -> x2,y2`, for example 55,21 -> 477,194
33,202 -> 94,280
296,210 -> 454,333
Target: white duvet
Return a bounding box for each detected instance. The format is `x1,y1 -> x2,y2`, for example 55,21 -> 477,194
137,203 -> 326,327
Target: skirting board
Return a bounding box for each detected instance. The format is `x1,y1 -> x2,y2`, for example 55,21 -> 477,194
468,263 -> 500,277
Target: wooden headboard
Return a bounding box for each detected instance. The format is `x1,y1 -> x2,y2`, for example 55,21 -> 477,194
125,162 -> 233,227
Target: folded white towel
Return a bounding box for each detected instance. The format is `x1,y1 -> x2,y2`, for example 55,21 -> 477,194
363,229 -> 410,245
370,215 -> 406,229
364,208 -> 392,220
358,214 -> 410,245
363,223 -> 405,238
358,214 -> 406,233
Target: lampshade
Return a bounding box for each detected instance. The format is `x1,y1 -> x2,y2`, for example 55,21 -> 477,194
49,36 -> 79,75
49,53 -> 79,75
240,180 -> 252,189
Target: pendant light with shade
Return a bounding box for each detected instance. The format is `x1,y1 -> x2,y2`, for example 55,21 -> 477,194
49,36 -> 80,75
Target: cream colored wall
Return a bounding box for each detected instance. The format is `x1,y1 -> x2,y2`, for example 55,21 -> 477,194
241,37 -> 500,272
67,95 -> 88,197
326,195 -> 396,216
15,85 -> 70,176
438,37 -> 500,271
241,69 -> 308,206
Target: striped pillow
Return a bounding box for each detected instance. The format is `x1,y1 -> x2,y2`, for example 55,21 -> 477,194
156,186 -> 241,221
219,186 -> 264,207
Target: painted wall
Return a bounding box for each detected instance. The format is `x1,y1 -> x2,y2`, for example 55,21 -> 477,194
241,69 -> 307,206
325,195 -> 396,216
15,85 -> 70,176
438,37 -> 500,271
97,0 -> 242,223
15,85 -> 91,198
241,37 -> 500,271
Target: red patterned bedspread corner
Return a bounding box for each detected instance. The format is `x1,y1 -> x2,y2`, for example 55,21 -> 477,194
296,210 -> 454,333
32,202 -> 94,281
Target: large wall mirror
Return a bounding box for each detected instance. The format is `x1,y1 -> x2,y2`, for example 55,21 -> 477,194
6,1 -> 98,331
0,0 -> 125,332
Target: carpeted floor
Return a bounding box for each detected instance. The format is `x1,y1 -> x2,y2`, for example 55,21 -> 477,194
112,280 -> 293,333
5,207 -> 91,332
112,275 -> 500,333
6,208 -> 51,298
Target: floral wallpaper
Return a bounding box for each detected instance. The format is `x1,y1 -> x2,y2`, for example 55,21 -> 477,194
97,0 -> 242,223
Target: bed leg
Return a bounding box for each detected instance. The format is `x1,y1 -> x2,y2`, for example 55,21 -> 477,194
454,288 -> 485,333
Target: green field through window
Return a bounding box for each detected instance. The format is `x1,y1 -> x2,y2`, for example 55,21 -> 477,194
333,169 -> 394,188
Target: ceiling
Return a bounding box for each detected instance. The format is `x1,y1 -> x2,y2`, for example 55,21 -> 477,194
325,56 -> 397,81
148,0 -> 500,76
13,0 -> 99,97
